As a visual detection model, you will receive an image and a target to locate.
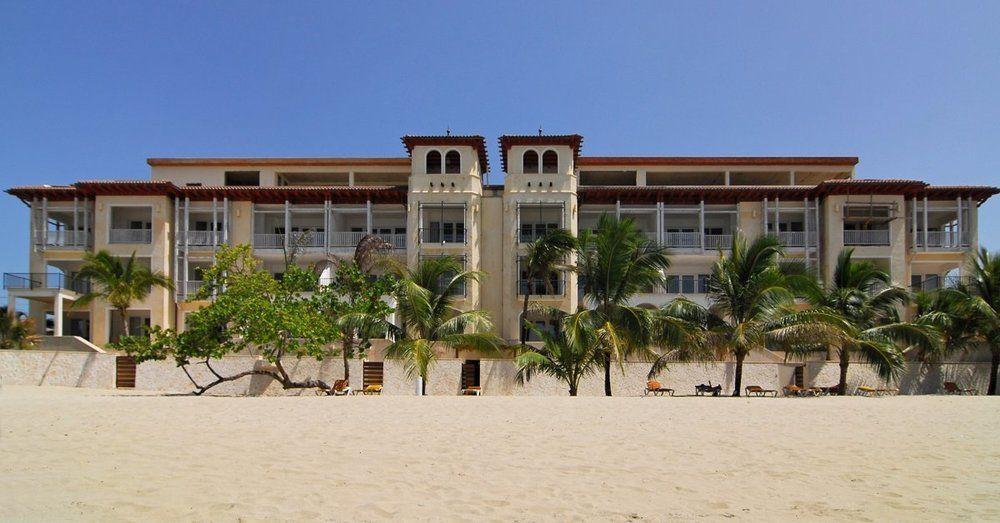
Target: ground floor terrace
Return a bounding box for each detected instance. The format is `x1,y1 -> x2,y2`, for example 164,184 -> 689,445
1,385 -> 997,521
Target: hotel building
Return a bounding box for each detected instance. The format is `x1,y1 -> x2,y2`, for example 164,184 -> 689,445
6,134 -> 996,355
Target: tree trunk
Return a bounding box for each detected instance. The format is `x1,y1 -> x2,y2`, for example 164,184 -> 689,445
342,335 -> 352,383
569,384 -> 578,396
421,374 -> 427,396
989,347 -> 999,396
838,348 -> 850,396
117,308 -> 129,343
603,352 -> 612,396
732,352 -> 745,397
519,292 -> 530,347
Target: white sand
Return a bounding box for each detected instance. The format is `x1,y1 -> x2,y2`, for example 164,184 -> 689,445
1,386 -> 998,521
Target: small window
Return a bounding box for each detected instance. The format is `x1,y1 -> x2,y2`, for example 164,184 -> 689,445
523,151 -> 539,174
542,150 -> 558,173
426,151 -> 442,174
444,150 -> 461,174
224,171 -> 260,186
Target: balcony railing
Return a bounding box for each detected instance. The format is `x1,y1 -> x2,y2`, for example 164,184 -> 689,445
109,228 -> 152,244
180,230 -> 225,247
912,275 -> 973,293
375,233 -> 406,249
913,231 -> 969,250
3,272 -> 90,294
843,229 -> 890,246
663,232 -> 702,249
178,280 -> 206,299
703,234 -> 733,250
775,231 -> 815,248
253,233 -> 285,249
327,231 -> 364,248
419,227 -> 466,245
518,278 -> 565,296
42,230 -> 89,248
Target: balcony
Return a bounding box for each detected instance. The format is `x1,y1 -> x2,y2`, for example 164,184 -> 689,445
419,227 -> 466,245
913,231 -> 969,251
518,278 -> 565,296
178,280 -> 206,299
843,229 -> 890,246
663,232 -> 702,249
3,272 -> 90,294
42,230 -> 89,249
109,228 -> 152,244
775,231 -> 816,248
179,230 -> 225,247
376,233 -> 406,249
703,234 -> 733,250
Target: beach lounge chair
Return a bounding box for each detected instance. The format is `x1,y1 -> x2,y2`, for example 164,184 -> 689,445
645,380 -> 675,396
745,385 -> 777,397
332,379 -> 352,396
362,384 -> 383,395
943,382 -> 975,395
695,382 -> 722,396
782,384 -> 807,397
856,386 -> 879,396
877,387 -> 899,396
461,386 -> 482,396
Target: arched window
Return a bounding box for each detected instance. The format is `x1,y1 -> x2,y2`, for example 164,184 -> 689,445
426,150 -> 442,174
523,150 -> 539,174
542,150 -> 558,173
444,150 -> 461,174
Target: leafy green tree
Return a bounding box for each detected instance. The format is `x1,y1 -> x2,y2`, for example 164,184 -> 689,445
313,260 -> 395,383
576,215 -> 670,396
113,244 -> 340,394
912,288 -> 981,363
515,310 -> 600,396
384,256 -> 505,395
779,249 -> 939,395
518,228 -> 576,347
0,307 -> 39,349
74,250 -> 173,342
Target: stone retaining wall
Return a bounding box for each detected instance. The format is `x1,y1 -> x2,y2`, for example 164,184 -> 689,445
2,350 -> 996,396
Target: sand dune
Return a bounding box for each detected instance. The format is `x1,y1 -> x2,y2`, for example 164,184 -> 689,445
1,386 -> 998,521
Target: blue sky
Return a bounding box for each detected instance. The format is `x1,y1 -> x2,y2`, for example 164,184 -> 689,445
1,0 -> 998,277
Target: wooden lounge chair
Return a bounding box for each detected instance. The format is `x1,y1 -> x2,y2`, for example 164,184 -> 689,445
645,380 -> 675,396
745,385 -> 777,397
332,379 -> 352,396
782,384 -> 806,397
461,386 -> 482,396
856,386 -> 879,396
695,382 -> 722,396
943,382 -> 975,395
362,384 -> 383,395
877,387 -> 899,396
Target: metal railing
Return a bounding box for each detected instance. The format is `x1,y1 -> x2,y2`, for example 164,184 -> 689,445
913,230 -> 969,250
375,233 -> 406,249
42,230 -> 89,248
775,231 -> 814,248
912,275 -> 973,293
703,234 -> 733,250
419,227 -> 467,244
663,232 -> 702,249
327,231 -> 365,247
3,272 -> 90,294
253,233 -> 285,249
180,230 -> 225,246
518,278 -> 566,296
289,231 -> 325,248
519,228 -> 559,244
109,228 -> 152,244
843,229 -> 890,246
178,280 -> 206,299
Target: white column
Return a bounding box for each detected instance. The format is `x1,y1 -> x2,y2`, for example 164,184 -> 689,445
699,199 -> 705,252
763,197 -> 769,234
348,171 -> 355,187
183,197 -> 190,289
53,295 -> 63,336
417,203 -> 424,245
724,171 -> 731,186
41,197 -> 48,250
173,197 -> 180,292
211,197 -> 218,249
789,171 -> 796,186
911,197 -> 917,249
366,200 -> 373,234
515,202 -> 521,243
222,197 -> 229,244
956,197 -> 963,248
284,200 -> 291,250
82,198 -> 89,247
72,197 -> 79,247
656,201 -> 663,245
923,196 -> 929,252
323,199 -> 331,253
803,197 -> 810,265
814,197 -> 821,260
775,197 -> 781,240
615,200 -> 621,220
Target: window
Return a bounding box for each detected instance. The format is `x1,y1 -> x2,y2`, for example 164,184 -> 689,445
428,221 -> 465,243
225,171 -> 260,186
523,150 -> 539,174
444,150 -> 461,174
666,274 -> 710,294
542,150 -> 558,173
426,151 -> 442,174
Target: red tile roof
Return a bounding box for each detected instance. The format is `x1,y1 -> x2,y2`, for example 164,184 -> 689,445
577,156 -> 859,167
401,135 -> 489,173
498,134 -> 584,172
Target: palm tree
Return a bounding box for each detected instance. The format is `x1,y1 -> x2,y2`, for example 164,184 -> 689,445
703,233 -> 806,396
0,307 -> 40,349
75,250 -> 173,342
964,248 -> 1000,395
383,256 -> 505,395
912,288 -> 981,363
576,215 -> 670,396
646,298 -> 714,379
515,310 -> 600,396
518,228 -> 576,347
779,248 -> 939,395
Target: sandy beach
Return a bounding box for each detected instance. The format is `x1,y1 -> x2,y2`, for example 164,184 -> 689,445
1,386 -> 998,521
